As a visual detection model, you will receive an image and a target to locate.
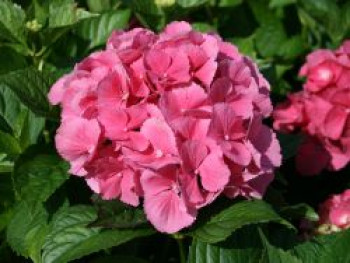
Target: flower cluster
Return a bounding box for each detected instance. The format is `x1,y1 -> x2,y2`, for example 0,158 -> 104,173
318,189 -> 350,233
49,22 -> 281,233
273,41 -> 350,175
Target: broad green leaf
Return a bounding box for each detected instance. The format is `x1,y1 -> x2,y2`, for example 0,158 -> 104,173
0,47 -> 27,75
191,23 -> 216,33
126,0 -> 163,16
0,67 -> 57,118
49,0 -> 97,28
232,35 -> 256,58
218,0 -> 242,7
87,0 -> 114,13
269,0 -> 296,8
298,0 -> 342,43
177,0 -> 208,8
91,196 -> 148,228
277,133 -> 303,160
255,22 -> 287,57
0,208 -> 13,233
277,35 -> 306,60
279,204 -> 319,222
192,200 -> 293,243
6,201 -> 48,261
33,0 -> 49,25
75,9 -> 131,49
189,226 -> 264,263
14,154 -> 69,203
260,231 -> 302,263
0,86 -> 22,133
248,0 -> 279,25
42,205 -> 155,263
293,229 -> 350,263
90,255 -> 148,263
0,85 -> 45,149
0,0 -> 27,46
0,130 -> 21,155
17,110 -> 45,150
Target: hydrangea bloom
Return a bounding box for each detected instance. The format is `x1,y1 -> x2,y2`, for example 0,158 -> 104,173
49,21 -> 281,233
318,189 -> 350,232
273,40 -> 350,176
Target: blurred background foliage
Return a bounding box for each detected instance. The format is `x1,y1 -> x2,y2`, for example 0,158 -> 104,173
1,0 -> 350,262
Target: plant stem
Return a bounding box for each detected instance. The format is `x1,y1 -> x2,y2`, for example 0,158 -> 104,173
174,234 -> 186,263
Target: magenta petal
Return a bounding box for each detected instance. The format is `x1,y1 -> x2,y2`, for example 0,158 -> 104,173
296,138 -> 330,176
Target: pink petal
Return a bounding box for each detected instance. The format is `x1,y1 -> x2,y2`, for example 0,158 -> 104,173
195,59 -> 217,87
180,140 -> 208,172
323,106 -> 347,140
198,151 -> 230,192
163,21 -> 192,37
145,49 -> 171,76
141,118 -> 178,156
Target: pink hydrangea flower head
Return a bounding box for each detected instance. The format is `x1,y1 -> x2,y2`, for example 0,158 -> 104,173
50,21 -> 280,233
273,40 -> 350,176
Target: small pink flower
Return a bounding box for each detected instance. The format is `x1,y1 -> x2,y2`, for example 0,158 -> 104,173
319,189 -> 350,230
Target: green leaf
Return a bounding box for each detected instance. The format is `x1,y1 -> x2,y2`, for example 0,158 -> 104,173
90,255 -> 148,263
74,9 -> 131,49
49,0 -> 97,28
33,0 -> 49,25
0,84 -> 45,149
255,22 -> 287,57
0,130 -> 22,155
14,154 -> 69,203
277,35 -> 306,60
0,67 -> 57,118
0,86 -> 22,133
177,0 -> 209,8
279,204 -> 319,222
6,201 -> 48,261
218,0 -> 242,7
42,205 -> 155,263
248,0 -> 279,25
292,229 -> 350,263
0,208 -> 13,233
277,133 -> 303,160
192,200 -> 293,243
0,0 -> 27,46
16,110 -> 45,150
298,0 -> 342,43
260,231 -> 302,263
0,47 -> 27,75
87,0 -> 114,13
269,0 -> 296,8
231,35 -> 257,58
91,196 -> 148,228
191,23 -> 216,33
189,226 -> 264,263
